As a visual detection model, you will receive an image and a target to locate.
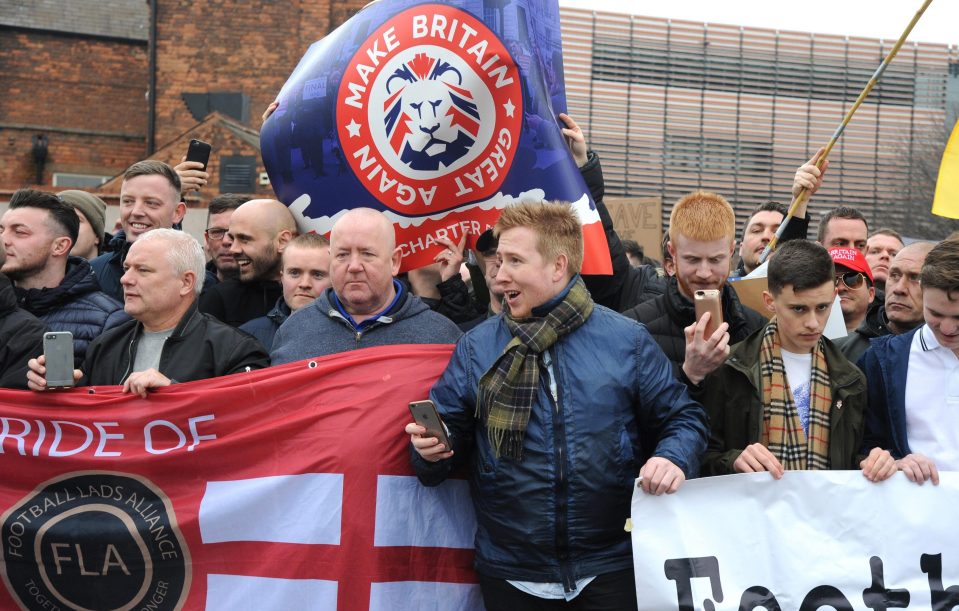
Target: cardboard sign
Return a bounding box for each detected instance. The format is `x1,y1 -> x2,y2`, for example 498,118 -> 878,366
606,197 -> 662,261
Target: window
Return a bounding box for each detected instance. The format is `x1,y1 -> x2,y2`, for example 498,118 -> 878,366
219,156 -> 256,193
52,173 -> 110,188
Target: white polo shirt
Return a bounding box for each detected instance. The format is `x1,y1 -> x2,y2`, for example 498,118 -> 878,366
904,324 -> 959,468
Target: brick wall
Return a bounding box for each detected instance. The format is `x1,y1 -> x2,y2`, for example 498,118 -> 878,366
0,1 -> 368,192
154,0 -> 368,146
0,28 -> 147,187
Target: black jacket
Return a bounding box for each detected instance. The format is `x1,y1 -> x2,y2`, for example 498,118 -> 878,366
0,274 -> 47,389
80,301 -> 270,386
579,152 -> 665,312
420,275 -> 486,325
622,277 -> 767,377
16,257 -> 129,366
199,278 -> 283,327
836,302 -> 892,364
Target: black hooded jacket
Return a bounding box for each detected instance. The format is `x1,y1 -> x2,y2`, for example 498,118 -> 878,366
622,277 -> 767,378
16,257 -> 128,365
0,274 -> 46,389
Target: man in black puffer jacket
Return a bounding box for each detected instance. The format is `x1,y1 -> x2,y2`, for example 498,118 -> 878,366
1,190 -> 128,366
624,190 -> 766,388
17,257 -> 129,367
0,272 -> 46,389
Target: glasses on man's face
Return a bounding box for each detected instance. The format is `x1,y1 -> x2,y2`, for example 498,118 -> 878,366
835,271 -> 866,290
205,228 -> 228,241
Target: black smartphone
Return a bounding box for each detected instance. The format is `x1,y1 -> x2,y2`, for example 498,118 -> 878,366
43,331 -> 75,389
185,139 -> 212,170
409,400 -> 451,449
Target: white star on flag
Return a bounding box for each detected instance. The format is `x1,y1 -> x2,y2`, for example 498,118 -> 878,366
503,99 -> 515,118
346,119 -> 362,138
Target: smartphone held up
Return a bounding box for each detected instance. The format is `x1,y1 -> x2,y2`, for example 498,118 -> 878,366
694,290 -> 723,339
43,331 -> 75,389
185,139 -> 212,171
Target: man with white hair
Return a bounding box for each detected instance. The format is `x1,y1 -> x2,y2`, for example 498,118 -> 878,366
28,229 -> 269,396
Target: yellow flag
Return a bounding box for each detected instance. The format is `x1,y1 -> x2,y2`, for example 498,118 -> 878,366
932,121 -> 959,219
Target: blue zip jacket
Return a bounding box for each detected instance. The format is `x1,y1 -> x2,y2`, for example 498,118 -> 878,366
412,294 -> 708,589
859,327 -> 919,458
239,297 -> 291,353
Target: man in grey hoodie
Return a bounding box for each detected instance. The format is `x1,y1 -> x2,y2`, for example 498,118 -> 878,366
270,208 -> 461,364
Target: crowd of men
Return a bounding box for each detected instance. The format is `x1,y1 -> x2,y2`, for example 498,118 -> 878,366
2,113 -> 958,610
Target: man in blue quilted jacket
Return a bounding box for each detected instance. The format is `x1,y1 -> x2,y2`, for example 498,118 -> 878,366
1,189 -> 128,365
407,200 -> 708,610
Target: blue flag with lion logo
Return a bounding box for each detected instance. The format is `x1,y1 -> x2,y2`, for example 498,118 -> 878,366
260,0 -> 611,273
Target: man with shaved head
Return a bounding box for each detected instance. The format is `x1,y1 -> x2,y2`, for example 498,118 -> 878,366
270,208 -> 460,365
837,241 -> 936,363
199,199 -> 296,327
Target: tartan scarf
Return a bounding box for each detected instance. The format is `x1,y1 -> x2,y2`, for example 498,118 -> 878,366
477,277 -> 593,460
759,318 -> 832,470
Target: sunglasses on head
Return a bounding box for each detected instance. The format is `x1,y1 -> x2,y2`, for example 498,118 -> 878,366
835,271 -> 866,289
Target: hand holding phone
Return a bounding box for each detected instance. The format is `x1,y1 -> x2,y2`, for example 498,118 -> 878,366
185,139 -> 212,170
694,290 -> 723,339
409,400 -> 451,450
43,332 -> 75,389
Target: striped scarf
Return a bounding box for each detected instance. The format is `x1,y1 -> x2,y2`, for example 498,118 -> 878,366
477,277 -> 593,460
759,318 -> 832,470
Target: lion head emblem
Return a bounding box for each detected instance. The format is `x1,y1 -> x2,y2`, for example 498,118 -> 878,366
383,52 -> 481,172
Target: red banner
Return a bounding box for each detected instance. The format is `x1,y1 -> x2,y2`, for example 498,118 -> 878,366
0,345 -> 481,610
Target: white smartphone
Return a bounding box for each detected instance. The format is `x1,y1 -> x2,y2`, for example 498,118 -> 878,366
43,331 -> 75,388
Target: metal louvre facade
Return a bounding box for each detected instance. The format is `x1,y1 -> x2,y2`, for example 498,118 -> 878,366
559,8 -> 959,235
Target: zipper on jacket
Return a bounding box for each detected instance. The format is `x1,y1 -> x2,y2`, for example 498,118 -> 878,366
119,335 -> 136,384
543,350 -> 575,592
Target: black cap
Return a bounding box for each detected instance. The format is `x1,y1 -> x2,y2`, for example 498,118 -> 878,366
476,228 -> 498,254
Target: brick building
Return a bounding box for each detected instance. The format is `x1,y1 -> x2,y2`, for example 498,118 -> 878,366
0,1 -> 148,192
0,0 -> 367,202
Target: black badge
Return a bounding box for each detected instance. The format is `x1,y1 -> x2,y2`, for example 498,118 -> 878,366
1,472 -> 191,610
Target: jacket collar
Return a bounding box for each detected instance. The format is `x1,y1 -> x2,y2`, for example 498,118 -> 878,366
330,279 -> 407,331
267,297 -> 292,325
15,257 -> 99,315
132,298 -> 201,342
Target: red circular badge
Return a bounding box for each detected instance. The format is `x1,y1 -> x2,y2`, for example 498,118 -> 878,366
337,4 -> 523,215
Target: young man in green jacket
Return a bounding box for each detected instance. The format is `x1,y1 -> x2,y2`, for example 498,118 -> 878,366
701,239 -> 895,480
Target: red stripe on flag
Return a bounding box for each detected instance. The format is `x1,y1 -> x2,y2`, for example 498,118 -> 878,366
0,345 -> 477,610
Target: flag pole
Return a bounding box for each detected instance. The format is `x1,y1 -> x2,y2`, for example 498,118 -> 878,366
756,0 -> 934,266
